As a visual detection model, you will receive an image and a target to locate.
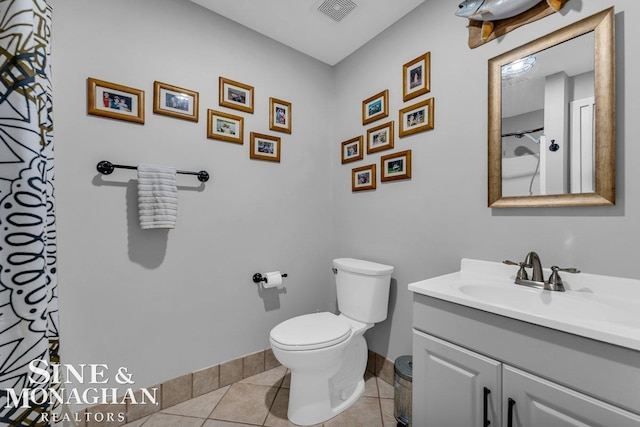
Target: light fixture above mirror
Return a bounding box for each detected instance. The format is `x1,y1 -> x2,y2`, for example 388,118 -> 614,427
488,8 -> 615,208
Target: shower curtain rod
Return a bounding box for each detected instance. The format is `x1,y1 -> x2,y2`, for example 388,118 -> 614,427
501,127 -> 544,138
96,160 -> 210,182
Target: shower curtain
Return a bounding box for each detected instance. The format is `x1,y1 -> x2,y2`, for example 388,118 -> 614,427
0,0 -> 59,425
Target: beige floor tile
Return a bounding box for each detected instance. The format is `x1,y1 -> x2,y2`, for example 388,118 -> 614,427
121,415 -> 149,427
162,386 -> 230,418
241,366 -> 287,388
209,382 -> 278,425
363,371 -> 379,397
324,396 -> 383,427
376,377 -> 394,399
380,398 -> 396,426
281,371 -> 290,388
263,388 -> 324,427
202,420 -> 259,427
139,412 -> 205,427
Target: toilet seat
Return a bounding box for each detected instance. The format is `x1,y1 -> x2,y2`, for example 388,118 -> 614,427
270,312 -> 352,351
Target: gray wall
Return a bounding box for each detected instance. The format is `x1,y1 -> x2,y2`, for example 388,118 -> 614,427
51,0 -> 334,390
332,0 -> 637,362
50,0 -> 638,394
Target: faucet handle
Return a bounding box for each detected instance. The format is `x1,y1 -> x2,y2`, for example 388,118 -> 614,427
548,266 -> 580,292
503,260 -> 530,280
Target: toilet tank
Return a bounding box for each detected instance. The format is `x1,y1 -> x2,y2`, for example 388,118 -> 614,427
333,258 -> 394,323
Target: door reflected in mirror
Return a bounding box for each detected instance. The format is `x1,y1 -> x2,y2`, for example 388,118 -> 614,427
488,8 -> 615,208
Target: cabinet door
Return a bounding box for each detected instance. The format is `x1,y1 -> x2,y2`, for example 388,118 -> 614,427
413,330 -> 502,427
503,365 -> 640,427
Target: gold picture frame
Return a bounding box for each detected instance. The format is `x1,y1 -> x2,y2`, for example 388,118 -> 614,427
250,132 -> 281,162
269,97 -> 292,134
207,109 -> 244,144
153,81 -> 199,122
362,89 -> 389,125
381,150 -> 412,182
219,77 -> 254,114
366,121 -> 394,154
399,98 -> 435,137
403,52 -> 431,102
341,136 -> 364,164
352,164 -> 376,192
87,77 -> 144,124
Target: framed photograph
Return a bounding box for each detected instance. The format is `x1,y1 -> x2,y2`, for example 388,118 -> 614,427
87,77 -> 144,124
362,89 -> 389,125
207,109 -> 244,144
399,98 -> 434,137
153,81 -> 199,122
250,132 -> 280,162
352,164 -> 376,192
381,150 -> 412,182
366,121 -> 394,154
269,97 -> 292,134
403,52 -> 431,102
219,77 -> 254,114
341,136 -> 364,164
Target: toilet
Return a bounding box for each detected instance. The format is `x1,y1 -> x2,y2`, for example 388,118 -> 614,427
269,258 -> 394,426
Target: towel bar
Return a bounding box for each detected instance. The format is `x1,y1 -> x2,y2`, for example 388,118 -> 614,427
96,160 -> 210,182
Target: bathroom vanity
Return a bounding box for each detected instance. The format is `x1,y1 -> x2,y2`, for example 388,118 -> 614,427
409,259 -> 640,426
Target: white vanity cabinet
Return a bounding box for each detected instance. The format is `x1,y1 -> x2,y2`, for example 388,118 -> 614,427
411,293 -> 640,427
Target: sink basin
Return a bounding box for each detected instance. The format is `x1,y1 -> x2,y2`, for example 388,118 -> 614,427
409,258 -> 640,351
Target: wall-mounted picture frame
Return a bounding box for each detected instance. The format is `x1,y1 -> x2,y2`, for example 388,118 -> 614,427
381,150 -> 412,182
87,77 -> 144,124
403,52 -> 431,102
399,97 -> 435,137
341,136 -> 364,164
366,121 -> 394,154
352,164 -> 377,192
250,132 -> 280,162
207,109 -> 244,144
153,81 -> 199,122
219,77 -> 254,114
269,97 -> 292,134
362,89 -> 389,125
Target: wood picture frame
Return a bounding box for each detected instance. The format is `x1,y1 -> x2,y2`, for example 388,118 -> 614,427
399,97 -> 435,137
403,52 -> 431,102
219,77 -> 254,114
87,77 -> 144,124
153,81 -> 199,122
362,89 -> 389,125
269,97 -> 292,134
341,136 -> 364,164
366,121 -> 394,154
352,164 -> 377,192
250,132 -> 281,162
207,109 -> 244,144
381,150 -> 412,182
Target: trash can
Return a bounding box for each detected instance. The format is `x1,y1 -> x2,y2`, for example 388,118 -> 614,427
394,355 -> 412,427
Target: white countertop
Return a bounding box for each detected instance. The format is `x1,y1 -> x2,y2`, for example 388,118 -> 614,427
409,258 -> 640,352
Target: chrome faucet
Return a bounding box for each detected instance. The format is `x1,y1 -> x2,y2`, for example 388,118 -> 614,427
524,251 -> 544,282
503,252 -> 579,292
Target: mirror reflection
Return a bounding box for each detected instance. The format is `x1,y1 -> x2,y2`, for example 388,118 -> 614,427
501,32 -> 595,197
488,8 -> 615,208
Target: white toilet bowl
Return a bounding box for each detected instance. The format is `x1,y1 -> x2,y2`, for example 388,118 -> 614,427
269,258 -> 394,426
270,312 -> 371,426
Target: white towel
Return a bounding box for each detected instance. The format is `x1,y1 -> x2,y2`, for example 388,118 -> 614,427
137,164 -> 178,229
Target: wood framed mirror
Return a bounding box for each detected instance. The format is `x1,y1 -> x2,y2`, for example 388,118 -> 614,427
488,8 -> 615,208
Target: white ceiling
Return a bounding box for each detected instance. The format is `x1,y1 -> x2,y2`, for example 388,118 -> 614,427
188,0 -> 427,66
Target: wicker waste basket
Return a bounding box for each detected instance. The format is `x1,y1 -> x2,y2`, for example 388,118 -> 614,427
394,355 -> 412,427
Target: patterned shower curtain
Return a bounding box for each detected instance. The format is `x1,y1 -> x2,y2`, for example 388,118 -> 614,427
0,0 -> 59,426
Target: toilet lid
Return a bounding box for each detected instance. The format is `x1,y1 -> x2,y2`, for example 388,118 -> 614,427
270,312 -> 352,351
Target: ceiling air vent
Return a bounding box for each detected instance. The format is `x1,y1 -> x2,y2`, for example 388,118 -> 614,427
318,0 -> 357,22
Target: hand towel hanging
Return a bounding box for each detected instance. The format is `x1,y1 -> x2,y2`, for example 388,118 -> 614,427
137,164 -> 178,229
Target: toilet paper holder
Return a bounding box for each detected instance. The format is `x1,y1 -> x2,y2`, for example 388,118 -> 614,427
252,272 -> 288,283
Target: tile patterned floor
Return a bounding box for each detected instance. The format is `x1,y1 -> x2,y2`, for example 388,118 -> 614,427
122,366 -> 396,427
